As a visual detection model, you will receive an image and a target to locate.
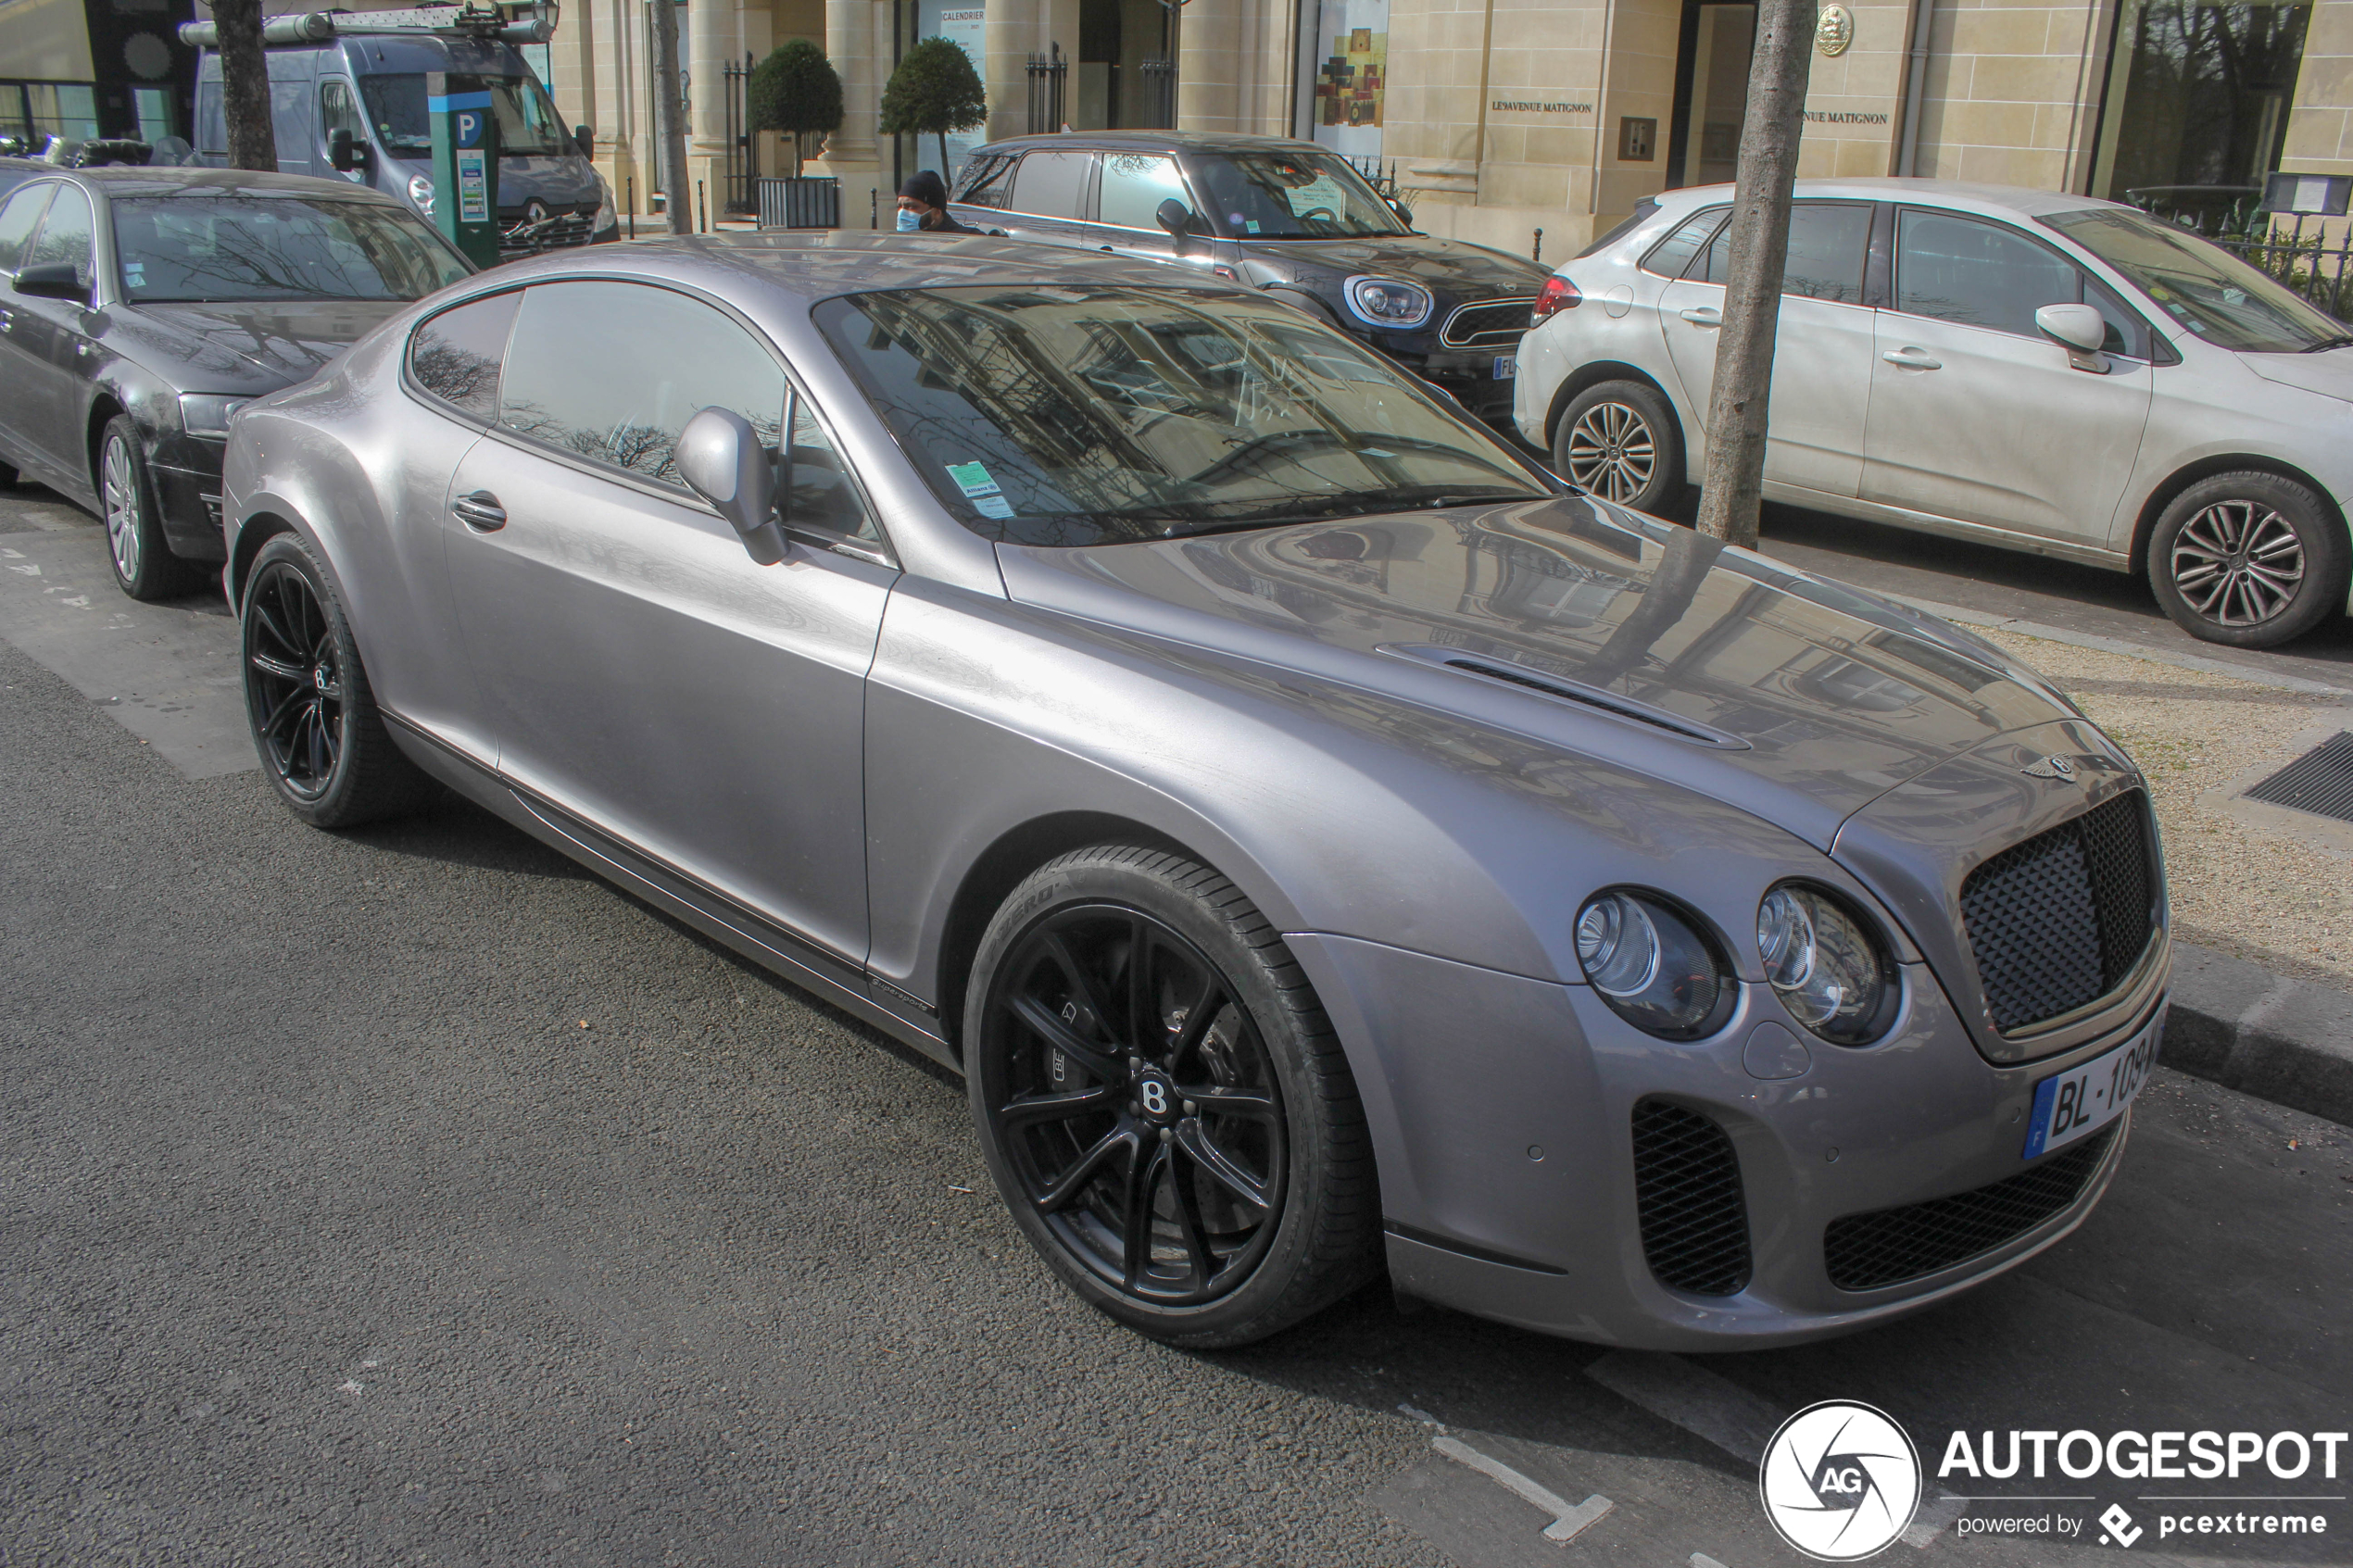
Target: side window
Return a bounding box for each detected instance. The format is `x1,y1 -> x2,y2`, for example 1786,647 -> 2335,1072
955,152 -> 1014,208
1894,208 -> 2082,337
195,80 -> 226,156
1008,149 -> 1093,219
497,280 -> 785,492
24,183 -> 93,290
1692,202 -> 1869,301
320,80 -> 364,146
1097,152 -> 1190,231
786,398 -> 879,543
409,290 -> 522,421
270,79 -> 311,162
2084,276 -> 2150,359
1642,207 -> 1723,279
0,184 -> 54,274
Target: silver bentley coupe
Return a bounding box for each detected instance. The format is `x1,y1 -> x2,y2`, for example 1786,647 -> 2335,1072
221,234 -> 2168,1350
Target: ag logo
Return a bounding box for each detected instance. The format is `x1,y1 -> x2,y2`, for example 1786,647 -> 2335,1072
1759,1400 -> 1921,1561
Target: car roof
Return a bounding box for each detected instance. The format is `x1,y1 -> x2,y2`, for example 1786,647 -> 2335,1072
31,166 -> 411,205
1650,176 -> 2120,220
484,230 -> 1255,301
969,130 -> 1336,159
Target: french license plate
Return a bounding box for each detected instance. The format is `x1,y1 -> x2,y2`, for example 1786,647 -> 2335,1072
1493,354 -> 1516,380
2022,1008 -> 2163,1160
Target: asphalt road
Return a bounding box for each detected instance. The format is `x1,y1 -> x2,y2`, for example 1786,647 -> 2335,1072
3,486 -> 2349,1567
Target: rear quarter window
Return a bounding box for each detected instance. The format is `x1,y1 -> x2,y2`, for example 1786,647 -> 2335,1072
408,290 -> 522,421
1642,207 -> 1725,278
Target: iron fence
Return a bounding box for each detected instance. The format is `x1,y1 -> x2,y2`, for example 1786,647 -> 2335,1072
1341,153 -> 1399,201
1026,44 -> 1065,134
1137,57 -> 1176,130
721,52 -> 758,215
757,175 -> 841,229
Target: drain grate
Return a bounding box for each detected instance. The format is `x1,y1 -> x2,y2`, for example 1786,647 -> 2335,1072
2245,732 -> 2353,823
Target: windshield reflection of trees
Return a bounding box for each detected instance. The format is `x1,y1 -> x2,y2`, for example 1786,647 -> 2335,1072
116,200 -> 455,304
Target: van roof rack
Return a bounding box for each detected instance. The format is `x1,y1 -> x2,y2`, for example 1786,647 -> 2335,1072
178,4 -> 553,49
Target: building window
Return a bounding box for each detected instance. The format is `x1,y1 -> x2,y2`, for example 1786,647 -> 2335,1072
2092,0 -> 2310,226
0,82 -> 101,152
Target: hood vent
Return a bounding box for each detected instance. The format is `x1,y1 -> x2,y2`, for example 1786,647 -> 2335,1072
1378,643 -> 1746,748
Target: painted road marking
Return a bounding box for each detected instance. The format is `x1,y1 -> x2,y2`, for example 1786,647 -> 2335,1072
1434,1435 -> 1614,1544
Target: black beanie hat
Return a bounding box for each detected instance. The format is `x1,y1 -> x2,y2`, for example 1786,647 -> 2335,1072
900,169 -> 950,209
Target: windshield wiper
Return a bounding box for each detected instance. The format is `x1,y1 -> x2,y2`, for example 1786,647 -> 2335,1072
2301,333 -> 2353,353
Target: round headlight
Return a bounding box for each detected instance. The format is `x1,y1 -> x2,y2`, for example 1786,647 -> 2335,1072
1756,884 -> 1899,1045
1575,890 -> 1734,1040
1344,275 -> 1434,330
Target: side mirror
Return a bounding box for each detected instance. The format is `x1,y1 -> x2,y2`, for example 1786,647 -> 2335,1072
573,123 -> 594,161
329,127 -> 369,172
13,262 -> 85,302
1388,196 -> 1414,226
2035,302 -> 2109,372
676,406 -> 786,564
1155,197 -> 1198,240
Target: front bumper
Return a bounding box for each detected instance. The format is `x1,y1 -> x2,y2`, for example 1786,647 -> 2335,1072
145,431 -> 228,562
1389,343 -> 1523,420
1290,931 -> 2156,1349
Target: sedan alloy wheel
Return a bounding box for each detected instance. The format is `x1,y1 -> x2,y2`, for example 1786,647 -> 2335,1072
102,431 -> 143,584
2168,499 -> 2304,628
1564,399 -> 1657,504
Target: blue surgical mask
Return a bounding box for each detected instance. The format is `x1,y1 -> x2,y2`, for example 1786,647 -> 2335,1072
896,208 -> 921,232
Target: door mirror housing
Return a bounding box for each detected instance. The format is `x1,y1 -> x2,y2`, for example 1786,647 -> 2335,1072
677,406 -> 787,564
1155,197 -> 1198,239
573,123 -> 595,161
13,262 -> 85,302
1387,196 -> 1414,227
329,127 -> 370,172
2035,302 -> 2109,372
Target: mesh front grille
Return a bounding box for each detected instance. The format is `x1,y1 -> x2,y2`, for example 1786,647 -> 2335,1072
1631,1099 -> 1750,1296
1960,791 -> 2157,1032
1824,1126 -> 2117,1291
1441,298 -> 1539,345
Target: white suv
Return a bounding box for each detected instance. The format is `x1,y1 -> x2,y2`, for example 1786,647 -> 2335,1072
1514,178 -> 2353,648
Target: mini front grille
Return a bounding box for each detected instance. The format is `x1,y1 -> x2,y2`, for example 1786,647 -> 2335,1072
1631,1099 -> 1750,1296
1824,1126 -> 2117,1291
1441,298 -> 1539,346
1959,791 -> 2157,1033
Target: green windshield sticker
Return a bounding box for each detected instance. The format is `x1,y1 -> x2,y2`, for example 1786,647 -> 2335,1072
946,461 -> 1014,519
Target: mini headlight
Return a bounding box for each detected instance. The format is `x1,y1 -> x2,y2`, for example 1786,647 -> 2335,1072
1343,275 -> 1434,330
177,393 -> 251,437
1576,890 -> 1733,1040
408,173 -> 435,217
1756,884 -> 1899,1045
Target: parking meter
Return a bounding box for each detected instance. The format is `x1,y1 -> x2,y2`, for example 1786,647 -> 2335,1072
427,72 -> 501,267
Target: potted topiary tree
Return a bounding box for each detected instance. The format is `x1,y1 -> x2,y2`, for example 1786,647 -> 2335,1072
748,38 -> 843,177
877,36 -> 987,181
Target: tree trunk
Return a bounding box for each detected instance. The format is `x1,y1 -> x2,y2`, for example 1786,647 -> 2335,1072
213,0 -> 277,172
1692,0 -> 1817,552
649,0 -> 692,236
937,130 -> 950,182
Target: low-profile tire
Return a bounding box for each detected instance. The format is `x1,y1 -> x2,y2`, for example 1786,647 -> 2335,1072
1552,378 -> 1684,514
99,415 -> 206,601
240,532 -> 432,827
965,845 -> 1378,1348
2147,471 -> 2350,648
0,456 -> 18,488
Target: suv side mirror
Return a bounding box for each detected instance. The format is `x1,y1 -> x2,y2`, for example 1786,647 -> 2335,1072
13,262 -> 85,302
1388,196 -> 1414,227
1155,197 -> 1199,240
329,127 -> 370,172
677,406 -> 787,564
2034,302 -> 2109,372
573,123 -> 594,161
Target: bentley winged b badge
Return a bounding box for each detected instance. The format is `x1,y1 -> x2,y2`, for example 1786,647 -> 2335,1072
2021,755 -> 2080,782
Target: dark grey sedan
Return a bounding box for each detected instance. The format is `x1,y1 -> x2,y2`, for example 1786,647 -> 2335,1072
0,167 -> 472,598
222,234 -> 2168,1349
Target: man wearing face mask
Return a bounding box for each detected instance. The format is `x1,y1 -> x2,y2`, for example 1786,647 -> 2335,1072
896,170 -> 979,234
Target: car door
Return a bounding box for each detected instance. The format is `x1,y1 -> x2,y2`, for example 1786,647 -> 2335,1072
991,148 -> 1096,251
7,180 -> 97,485
1655,199 -> 1877,498
1860,207 -> 2155,548
1085,150 -> 1214,270
442,277 -> 896,966
0,179 -> 56,470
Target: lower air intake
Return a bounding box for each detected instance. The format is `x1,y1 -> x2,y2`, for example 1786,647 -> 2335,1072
1824,1126 -> 2117,1292
1631,1099 -> 1751,1297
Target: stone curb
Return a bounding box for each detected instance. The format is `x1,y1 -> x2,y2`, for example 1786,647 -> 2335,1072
2166,942 -> 2353,1127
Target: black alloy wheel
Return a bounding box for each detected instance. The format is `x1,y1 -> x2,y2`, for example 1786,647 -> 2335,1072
967,847 -> 1377,1347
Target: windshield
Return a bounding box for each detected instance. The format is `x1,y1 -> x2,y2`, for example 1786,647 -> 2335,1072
358,72 -> 570,157
2044,207 -> 2345,352
111,195 -> 473,303
814,284 -> 1548,546
1192,150 -> 1406,240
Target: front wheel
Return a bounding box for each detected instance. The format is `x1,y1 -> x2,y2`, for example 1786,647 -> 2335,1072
99,416 -> 205,601
1553,379 -> 1684,514
2148,472 -> 2350,648
965,846 -> 1378,1348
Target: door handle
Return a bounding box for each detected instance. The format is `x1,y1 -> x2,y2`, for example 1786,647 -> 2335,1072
1679,307 -> 1722,327
1881,348 -> 1943,370
450,490 -> 507,531
1099,245 -> 1115,253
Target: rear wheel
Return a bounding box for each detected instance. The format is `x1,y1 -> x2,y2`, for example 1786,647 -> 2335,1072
966,846 -> 1378,1348
1553,379 -> 1683,514
99,416 -> 205,601
2148,471 -> 2349,648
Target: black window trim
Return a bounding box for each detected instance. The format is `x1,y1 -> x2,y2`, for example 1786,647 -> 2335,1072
406,271 -> 897,563
1891,203 -> 2168,365
1638,203 -> 1726,279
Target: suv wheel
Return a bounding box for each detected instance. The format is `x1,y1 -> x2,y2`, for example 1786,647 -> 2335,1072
1553,380 -> 1682,513
2148,471 -> 2349,648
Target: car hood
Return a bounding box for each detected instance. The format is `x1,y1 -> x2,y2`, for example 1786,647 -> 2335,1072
103,299 -> 413,395
2238,344 -> 2353,403
495,155 -> 604,209
997,495 -> 2086,850
1233,232 -> 1550,300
